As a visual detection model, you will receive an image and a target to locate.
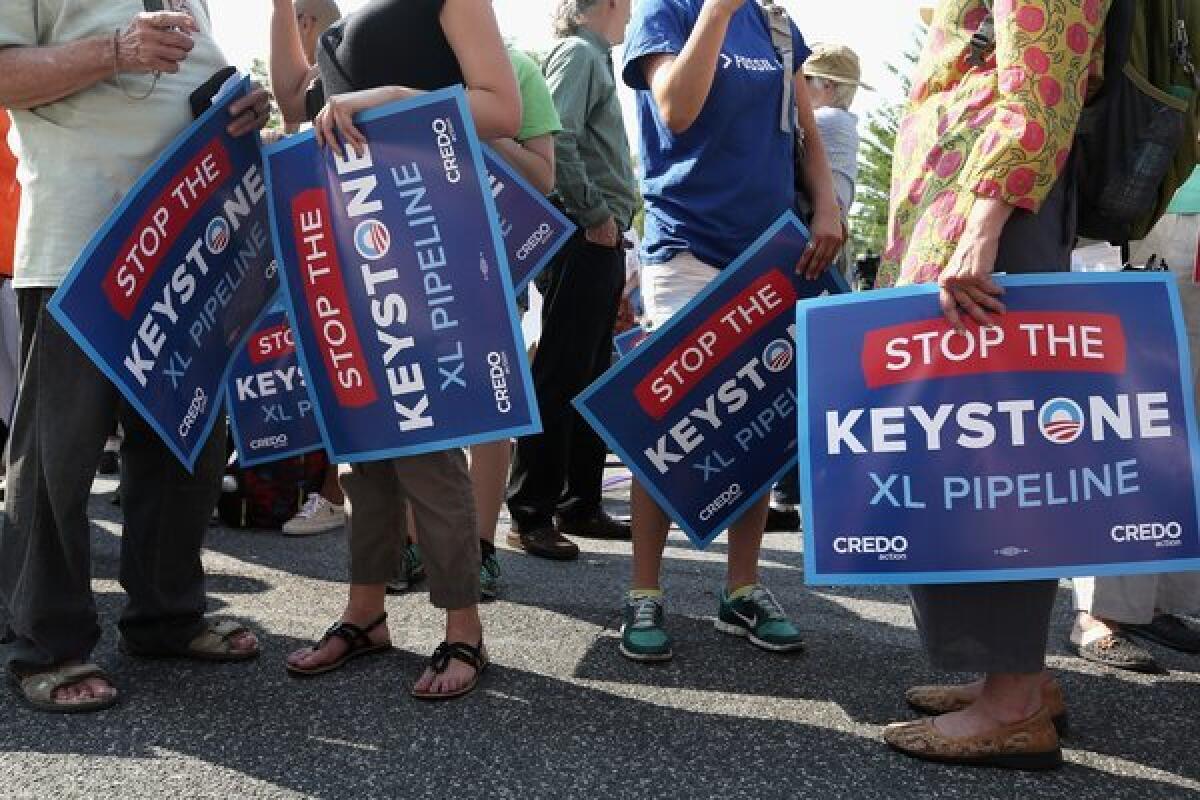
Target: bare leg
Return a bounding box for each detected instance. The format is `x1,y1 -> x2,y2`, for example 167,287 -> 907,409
469,440 -> 511,544
631,480 -> 670,590
726,494 -> 768,591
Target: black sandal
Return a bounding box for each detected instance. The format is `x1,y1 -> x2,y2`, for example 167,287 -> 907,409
410,640 -> 488,701
286,613 -> 392,677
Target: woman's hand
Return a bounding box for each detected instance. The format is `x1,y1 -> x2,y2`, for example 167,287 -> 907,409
937,197 -> 1014,331
313,87 -> 413,158
796,202 -> 844,280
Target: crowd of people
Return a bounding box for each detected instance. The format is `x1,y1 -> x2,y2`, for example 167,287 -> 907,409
0,0 -> 1196,775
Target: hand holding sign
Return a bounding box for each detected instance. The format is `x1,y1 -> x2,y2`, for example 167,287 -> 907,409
798,273 -> 1200,586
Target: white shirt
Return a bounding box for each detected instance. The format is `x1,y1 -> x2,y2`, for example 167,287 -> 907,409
0,0 -> 227,288
814,106 -> 860,215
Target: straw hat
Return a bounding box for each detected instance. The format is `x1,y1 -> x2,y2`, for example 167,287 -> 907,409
919,6 -> 934,25
804,44 -> 873,90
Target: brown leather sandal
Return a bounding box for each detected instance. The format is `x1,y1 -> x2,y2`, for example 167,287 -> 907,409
286,613 -> 392,677
410,640 -> 488,701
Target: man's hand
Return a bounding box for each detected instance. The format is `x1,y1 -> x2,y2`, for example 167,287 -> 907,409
585,216 -> 620,248
795,203 -> 845,280
116,12 -> 199,75
227,82 -> 273,138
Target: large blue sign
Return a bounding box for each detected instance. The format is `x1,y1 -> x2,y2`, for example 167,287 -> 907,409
483,145 -> 573,293
798,273 -> 1200,585
225,304 -> 324,467
575,213 -> 846,547
264,88 -> 539,463
51,76 -> 278,469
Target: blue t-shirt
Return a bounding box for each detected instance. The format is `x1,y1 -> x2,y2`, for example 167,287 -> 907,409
622,0 -> 809,269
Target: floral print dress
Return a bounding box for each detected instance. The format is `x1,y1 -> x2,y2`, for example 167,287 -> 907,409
879,0 -> 1111,288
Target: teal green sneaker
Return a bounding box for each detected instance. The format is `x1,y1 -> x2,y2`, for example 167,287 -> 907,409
386,542 -> 425,594
480,550 -> 501,601
619,593 -> 673,662
715,585 -> 804,653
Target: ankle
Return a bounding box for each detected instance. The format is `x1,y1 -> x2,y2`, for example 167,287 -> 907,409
446,608 -> 482,643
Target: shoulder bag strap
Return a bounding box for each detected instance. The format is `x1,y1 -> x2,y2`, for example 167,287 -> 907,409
755,0 -> 795,134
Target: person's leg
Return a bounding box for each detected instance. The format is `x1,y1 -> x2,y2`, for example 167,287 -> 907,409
0,289 -> 119,704
556,241 -> 626,529
117,410 -> 251,656
621,480 -> 674,661
715,493 -> 804,652
621,254 -> 720,662
286,460 -> 398,671
395,449 -> 484,695
1069,575 -> 1160,670
905,581 -> 1058,737
470,440 -> 509,599
471,440 -> 510,544
507,234 -> 624,556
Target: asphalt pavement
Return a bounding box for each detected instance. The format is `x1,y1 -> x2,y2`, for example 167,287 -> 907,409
1,471 -> 1198,799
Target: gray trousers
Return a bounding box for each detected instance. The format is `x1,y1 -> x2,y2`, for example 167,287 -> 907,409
910,168 -> 1076,674
341,449 -> 479,610
0,289 -> 226,673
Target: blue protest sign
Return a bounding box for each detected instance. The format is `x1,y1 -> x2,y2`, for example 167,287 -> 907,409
50,76 -> 279,469
225,304 -> 324,467
798,273 -> 1200,585
575,213 -> 846,548
615,325 -> 649,357
483,145 -> 574,293
264,88 -> 539,463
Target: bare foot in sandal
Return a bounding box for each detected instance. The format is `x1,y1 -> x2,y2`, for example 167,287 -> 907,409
286,612 -> 391,675
412,608 -> 485,699
15,663 -> 118,713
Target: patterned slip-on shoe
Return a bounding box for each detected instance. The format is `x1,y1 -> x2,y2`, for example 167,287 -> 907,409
884,706 -> 1062,771
905,680 -> 1068,735
1068,632 -> 1163,673
1125,614 -> 1200,655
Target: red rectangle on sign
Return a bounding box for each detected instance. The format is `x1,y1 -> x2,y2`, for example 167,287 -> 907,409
103,139 -> 232,320
292,189 -> 378,408
249,323 -> 295,365
861,311 -> 1127,388
634,269 -> 797,420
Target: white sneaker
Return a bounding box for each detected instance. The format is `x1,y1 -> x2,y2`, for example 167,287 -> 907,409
282,493 -> 346,536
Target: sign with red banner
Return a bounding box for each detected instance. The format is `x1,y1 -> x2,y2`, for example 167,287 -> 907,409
574,213 -> 846,547
50,76 -> 278,469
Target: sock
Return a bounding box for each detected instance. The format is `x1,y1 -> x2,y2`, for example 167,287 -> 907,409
480,538 -> 496,558
728,584 -> 759,600
628,588 -> 663,601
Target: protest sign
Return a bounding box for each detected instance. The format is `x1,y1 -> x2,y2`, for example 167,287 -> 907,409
483,145 -> 573,292
575,212 -> 846,548
615,325 -> 649,357
225,304 -> 324,467
51,76 -> 278,469
264,88 -> 539,463
797,273 -> 1200,585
